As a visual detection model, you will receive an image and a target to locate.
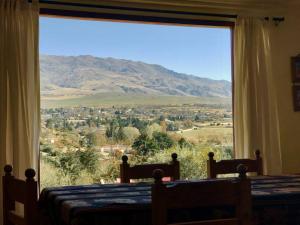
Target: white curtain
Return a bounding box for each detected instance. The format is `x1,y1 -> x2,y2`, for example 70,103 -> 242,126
0,1 -> 40,224
234,17 -> 282,175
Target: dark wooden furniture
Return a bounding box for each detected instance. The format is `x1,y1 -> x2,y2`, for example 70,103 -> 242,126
2,165 -> 38,225
207,150 -> 263,178
40,174 -> 300,225
152,165 -> 252,225
120,153 -> 180,183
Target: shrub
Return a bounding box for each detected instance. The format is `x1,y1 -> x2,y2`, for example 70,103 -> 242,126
123,127 -> 140,142
132,134 -> 159,156
149,144 -> 232,180
152,132 -> 174,150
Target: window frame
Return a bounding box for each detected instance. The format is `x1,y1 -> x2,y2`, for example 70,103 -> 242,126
38,6 -> 236,186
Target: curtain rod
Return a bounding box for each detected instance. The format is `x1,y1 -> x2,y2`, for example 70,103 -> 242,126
31,0 -> 238,19
29,0 -> 285,22
265,17 -> 285,25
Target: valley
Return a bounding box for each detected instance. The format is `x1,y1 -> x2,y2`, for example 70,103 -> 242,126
39,55 -> 233,188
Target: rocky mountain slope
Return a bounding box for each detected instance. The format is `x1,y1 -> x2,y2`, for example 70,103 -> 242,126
40,55 -> 231,99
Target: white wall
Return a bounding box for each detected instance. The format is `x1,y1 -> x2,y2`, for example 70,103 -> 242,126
270,5 -> 300,173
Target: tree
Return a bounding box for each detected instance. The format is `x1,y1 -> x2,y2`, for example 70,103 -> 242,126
167,123 -> 179,131
123,127 -> 140,142
116,126 -> 126,141
159,115 -> 165,121
195,115 -> 201,121
69,122 -> 74,130
75,122 -> 81,129
130,118 -> 148,132
63,119 -> 68,130
86,132 -> 97,148
87,118 -> 95,128
132,134 -> 158,156
152,132 -> 174,150
105,120 -> 118,139
57,151 -> 82,184
45,118 -> 54,129
96,117 -> 101,128
76,149 -> 98,173
145,123 -> 161,138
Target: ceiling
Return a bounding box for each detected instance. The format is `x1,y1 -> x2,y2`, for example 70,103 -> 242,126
40,0 -> 296,18
85,0 -> 288,11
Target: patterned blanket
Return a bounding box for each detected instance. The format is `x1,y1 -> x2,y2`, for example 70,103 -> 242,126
39,175 -> 300,225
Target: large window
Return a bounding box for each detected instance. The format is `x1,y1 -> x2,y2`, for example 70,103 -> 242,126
40,17 -> 232,188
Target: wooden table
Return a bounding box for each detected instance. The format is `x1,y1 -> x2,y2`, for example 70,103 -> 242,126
39,175 -> 300,225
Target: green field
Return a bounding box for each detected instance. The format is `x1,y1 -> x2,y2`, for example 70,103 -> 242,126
41,93 -> 231,108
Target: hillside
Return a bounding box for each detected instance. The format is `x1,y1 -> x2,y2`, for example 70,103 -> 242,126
40,55 -> 231,99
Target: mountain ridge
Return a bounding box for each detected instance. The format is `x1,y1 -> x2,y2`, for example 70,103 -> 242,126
40,54 -> 231,99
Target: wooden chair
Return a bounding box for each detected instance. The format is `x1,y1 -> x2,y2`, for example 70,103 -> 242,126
120,153 -> 180,183
207,150 -> 263,178
2,165 -> 38,225
152,165 -> 252,225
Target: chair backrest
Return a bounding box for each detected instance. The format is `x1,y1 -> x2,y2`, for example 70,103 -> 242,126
207,150 -> 263,178
120,153 -> 180,183
2,165 -> 38,225
152,165 -> 252,225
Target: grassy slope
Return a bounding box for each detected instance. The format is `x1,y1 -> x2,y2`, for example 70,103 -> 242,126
178,127 -> 233,144
41,93 -> 232,108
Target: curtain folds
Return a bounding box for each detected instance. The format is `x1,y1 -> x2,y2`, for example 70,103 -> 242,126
0,1 -> 40,224
234,17 -> 282,175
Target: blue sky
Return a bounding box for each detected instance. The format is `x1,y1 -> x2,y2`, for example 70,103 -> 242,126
40,17 -> 232,81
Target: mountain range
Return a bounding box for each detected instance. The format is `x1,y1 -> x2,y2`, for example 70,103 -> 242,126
40,55 -> 231,99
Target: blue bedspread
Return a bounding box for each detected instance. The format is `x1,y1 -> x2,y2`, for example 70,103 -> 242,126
39,175 -> 300,225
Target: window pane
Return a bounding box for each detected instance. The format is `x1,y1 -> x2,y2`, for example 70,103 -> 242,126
40,17 -> 232,188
